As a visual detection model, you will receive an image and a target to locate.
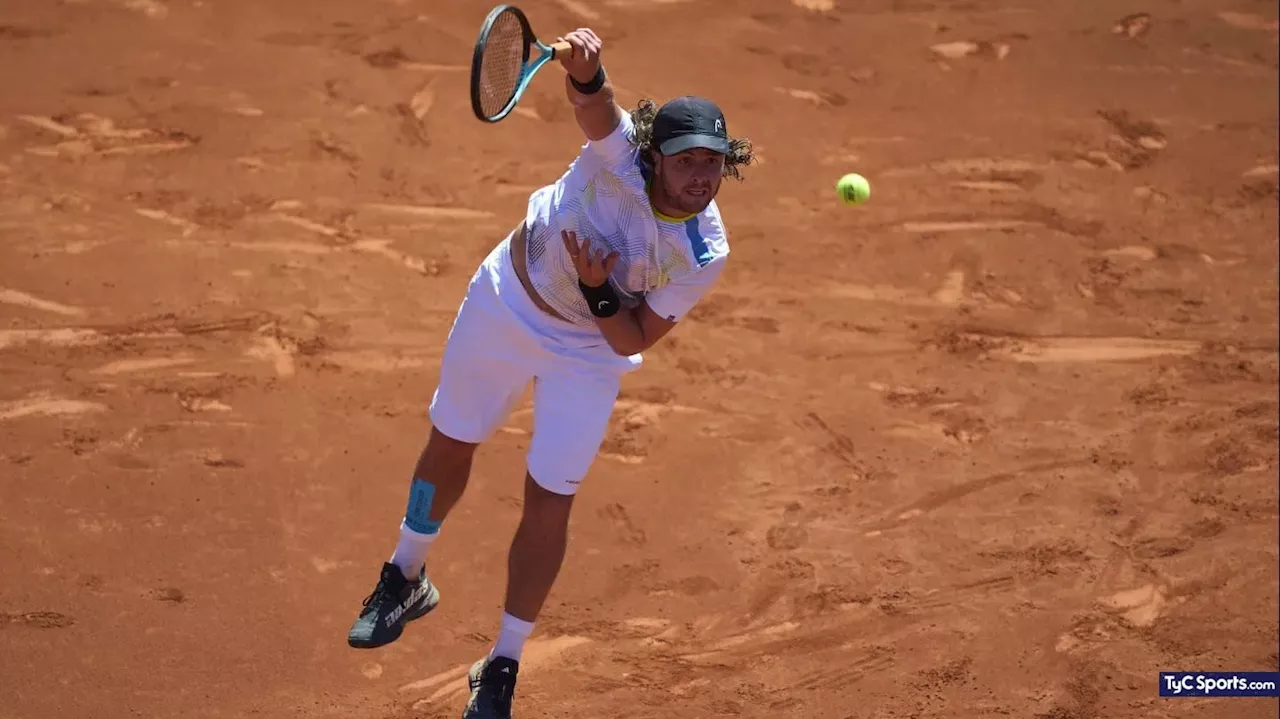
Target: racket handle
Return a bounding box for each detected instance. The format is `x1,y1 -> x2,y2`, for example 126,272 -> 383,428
549,40 -> 573,58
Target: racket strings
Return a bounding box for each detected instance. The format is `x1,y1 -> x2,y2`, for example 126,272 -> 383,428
478,12 -> 527,118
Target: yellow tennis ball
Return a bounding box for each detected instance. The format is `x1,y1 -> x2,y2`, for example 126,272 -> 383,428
836,173 -> 871,205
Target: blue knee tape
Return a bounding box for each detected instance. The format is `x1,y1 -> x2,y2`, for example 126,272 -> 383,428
405,478 -> 441,534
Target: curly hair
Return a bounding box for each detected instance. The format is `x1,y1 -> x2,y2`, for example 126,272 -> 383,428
630,98 -> 755,181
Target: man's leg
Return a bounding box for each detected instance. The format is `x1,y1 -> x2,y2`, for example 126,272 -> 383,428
348,427 -> 481,650
490,473 -> 575,660
349,261 -> 535,650
463,366 -> 621,719
387,427 -> 480,580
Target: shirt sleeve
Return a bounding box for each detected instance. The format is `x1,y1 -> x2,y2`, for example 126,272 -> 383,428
643,254 -> 728,323
584,109 -> 638,167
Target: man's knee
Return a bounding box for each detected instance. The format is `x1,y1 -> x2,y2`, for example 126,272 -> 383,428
423,426 -> 479,465
521,473 -> 575,529
427,424 -> 478,452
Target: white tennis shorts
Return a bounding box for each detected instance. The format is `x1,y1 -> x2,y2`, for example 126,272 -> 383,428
428,235 -> 641,496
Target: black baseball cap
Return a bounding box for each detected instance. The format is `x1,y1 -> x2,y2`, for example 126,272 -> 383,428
652,96 -> 730,156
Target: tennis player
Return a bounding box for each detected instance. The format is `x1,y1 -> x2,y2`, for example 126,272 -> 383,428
346,27 -> 753,719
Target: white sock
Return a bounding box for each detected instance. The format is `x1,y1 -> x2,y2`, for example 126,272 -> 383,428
489,612 -> 535,662
389,519 -> 438,580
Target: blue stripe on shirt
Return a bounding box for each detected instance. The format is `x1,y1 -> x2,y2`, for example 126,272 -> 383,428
684,216 -> 713,267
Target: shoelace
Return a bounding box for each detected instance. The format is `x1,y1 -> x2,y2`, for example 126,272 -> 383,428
361,578 -> 391,611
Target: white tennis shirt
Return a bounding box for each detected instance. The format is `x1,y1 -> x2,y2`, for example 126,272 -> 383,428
518,110 -> 730,329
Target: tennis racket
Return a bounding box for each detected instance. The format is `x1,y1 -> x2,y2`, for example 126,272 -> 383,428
469,4 -> 573,123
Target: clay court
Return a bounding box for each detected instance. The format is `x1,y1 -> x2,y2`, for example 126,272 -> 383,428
2,0 -> 1278,717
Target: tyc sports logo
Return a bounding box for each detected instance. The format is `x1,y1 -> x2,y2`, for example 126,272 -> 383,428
1159,672 -> 1280,697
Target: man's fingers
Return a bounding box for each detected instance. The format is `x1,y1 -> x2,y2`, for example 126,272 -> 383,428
560,29 -> 602,67
557,35 -> 577,62
571,29 -> 595,60
561,231 -> 617,285
561,230 -> 581,262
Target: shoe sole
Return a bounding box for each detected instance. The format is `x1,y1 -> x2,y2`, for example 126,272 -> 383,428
347,583 -> 440,649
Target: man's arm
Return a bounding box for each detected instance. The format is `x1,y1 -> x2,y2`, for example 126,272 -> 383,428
590,254 -> 729,356
556,28 -> 624,142
563,229 -> 730,357
590,302 -> 677,357
567,73 -> 624,141
594,252 -> 729,356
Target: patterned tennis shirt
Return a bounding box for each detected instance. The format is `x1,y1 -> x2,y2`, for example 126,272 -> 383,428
519,110 -> 730,328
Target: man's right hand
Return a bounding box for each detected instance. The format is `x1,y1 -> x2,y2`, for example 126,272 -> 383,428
561,230 -> 618,288
556,28 -> 603,84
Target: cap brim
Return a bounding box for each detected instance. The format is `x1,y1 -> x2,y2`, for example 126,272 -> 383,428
658,134 -> 730,156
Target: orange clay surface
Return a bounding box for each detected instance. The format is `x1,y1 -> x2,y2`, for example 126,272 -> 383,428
1,1 -> 1277,718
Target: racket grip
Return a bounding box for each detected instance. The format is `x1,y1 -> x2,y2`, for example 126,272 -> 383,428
549,40 -> 573,58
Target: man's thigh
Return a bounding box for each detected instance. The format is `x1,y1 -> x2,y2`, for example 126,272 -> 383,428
429,274 -> 538,444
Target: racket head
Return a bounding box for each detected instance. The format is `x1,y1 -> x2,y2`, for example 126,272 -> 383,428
470,4 -> 556,123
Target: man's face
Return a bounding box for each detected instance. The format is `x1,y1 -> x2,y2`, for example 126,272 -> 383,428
651,147 -> 725,215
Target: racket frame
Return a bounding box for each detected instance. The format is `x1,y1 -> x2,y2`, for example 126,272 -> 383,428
469,4 -> 572,123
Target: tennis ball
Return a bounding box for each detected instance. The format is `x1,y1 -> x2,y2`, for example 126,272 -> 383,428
836,173 -> 871,205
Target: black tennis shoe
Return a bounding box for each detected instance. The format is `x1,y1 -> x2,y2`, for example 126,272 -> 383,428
462,655 -> 520,719
347,561 -> 439,649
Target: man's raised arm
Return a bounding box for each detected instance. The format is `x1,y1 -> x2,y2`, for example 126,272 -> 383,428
556,28 -> 624,141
